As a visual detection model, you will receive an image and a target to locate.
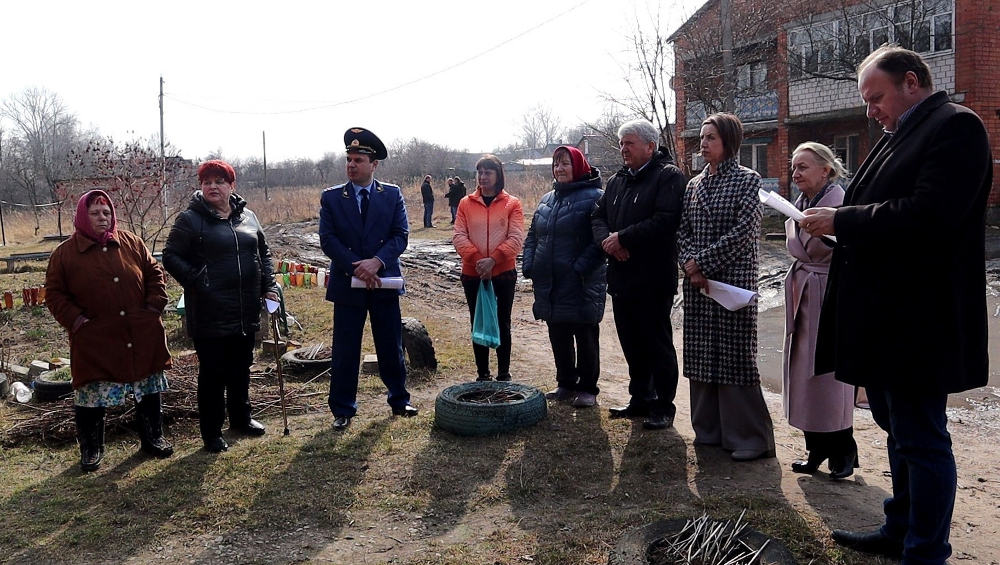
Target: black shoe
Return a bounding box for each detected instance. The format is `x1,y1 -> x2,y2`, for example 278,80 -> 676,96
831,529 -> 903,559
476,374 -> 492,382
608,404 -> 649,419
233,419 -> 266,437
731,448 -> 776,462
333,416 -> 352,430
392,404 -> 419,417
791,450 -> 827,474
828,450 -> 860,480
203,437 -> 228,453
496,373 -> 512,382
642,414 -> 673,430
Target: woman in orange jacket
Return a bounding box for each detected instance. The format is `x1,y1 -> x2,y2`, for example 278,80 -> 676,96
453,154 -> 524,381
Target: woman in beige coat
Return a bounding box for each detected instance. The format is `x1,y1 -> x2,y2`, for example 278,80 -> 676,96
782,142 -> 856,479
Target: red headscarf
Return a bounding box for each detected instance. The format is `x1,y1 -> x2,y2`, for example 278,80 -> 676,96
553,145 -> 592,183
73,190 -> 117,244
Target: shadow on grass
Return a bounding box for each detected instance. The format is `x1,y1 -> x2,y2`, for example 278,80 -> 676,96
0,449 -> 213,563
408,426 -> 511,534
186,419 -> 391,562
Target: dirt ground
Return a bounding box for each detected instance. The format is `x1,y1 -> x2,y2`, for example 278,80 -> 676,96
179,221 -> 1000,565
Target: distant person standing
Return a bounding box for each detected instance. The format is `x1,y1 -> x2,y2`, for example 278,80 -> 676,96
319,127 -> 417,431
591,119 -> 686,430
446,176 -> 467,224
420,174 -> 435,228
801,45 -> 992,564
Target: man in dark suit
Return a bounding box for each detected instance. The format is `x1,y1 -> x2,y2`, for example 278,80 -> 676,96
319,127 -> 418,431
802,46 -> 992,564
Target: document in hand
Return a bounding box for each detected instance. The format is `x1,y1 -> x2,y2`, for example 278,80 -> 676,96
350,276 -> 405,289
758,188 -> 837,243
700,279 -> 758,311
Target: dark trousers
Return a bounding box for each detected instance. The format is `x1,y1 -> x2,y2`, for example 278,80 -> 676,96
449,205 -> 458,223
611,293 -> 678,418
423,201 -> 434,227
867,385 -> 954,565
547,321 -> 600,395
803,427 -> 857,457
462,275 -> 515,379
329,293 -> 409,418
193,333 -> 255,441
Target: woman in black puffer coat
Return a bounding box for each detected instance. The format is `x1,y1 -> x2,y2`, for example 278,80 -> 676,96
163,160 -> 279,453
522,146 -> 606,407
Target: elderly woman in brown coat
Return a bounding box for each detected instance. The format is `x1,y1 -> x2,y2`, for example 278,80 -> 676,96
46,189 -> 173,472
783,142 -> 856,479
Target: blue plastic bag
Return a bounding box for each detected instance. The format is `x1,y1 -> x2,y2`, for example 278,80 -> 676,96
472,280 -> 501,348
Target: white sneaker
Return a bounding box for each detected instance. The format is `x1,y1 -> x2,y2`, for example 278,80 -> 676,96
572,392 -> 597,407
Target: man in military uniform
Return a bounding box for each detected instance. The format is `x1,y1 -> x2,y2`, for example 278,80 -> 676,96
319,127 -> 417,431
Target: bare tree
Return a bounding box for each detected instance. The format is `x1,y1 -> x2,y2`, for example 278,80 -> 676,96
1,88 -> 82,235
519,105 -> 564,151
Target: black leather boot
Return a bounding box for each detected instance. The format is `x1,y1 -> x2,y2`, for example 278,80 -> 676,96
138,393 -> 174,458
75,406 -> 105,472
828,448 -> 860,480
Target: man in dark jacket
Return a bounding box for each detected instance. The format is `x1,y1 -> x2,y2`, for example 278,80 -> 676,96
420,174 -> 435,228
320,128 -> 417,431
802,46 -> 992,564
592,119 -> 686,430
446,176 -> 467,224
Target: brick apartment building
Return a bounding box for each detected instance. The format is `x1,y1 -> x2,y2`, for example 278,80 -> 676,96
670,0 -> 1000,218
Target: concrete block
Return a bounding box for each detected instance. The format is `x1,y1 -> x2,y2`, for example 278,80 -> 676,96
28,360 -> 50,377
361,354 -> 379,375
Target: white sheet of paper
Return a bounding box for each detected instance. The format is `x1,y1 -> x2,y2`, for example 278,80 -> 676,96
351,276 -> 405,289
700,279 -> 758,311
265,298 -> 281,314
758,188 -> 837,243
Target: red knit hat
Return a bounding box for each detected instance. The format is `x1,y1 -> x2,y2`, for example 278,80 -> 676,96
198,160 -> 236,184
553,145 -> 592,182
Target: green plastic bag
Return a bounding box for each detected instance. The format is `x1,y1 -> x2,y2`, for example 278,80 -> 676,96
472,280 -> 501,348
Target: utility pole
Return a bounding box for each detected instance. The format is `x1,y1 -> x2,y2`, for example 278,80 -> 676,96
159,76 -> 167,220
262,131 -> 269,200
721,0 -> 735,112
0,129 -> 6,245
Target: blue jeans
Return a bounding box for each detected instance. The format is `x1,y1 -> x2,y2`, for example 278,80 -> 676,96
423,202 -> 434,227
867,385 -> 954,565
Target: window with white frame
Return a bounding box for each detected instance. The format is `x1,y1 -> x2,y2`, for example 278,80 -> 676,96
788,0 -> 953,80
739,142 -> 768,177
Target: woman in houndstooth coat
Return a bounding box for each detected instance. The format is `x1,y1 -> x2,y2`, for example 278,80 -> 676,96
678,112 -> 775,462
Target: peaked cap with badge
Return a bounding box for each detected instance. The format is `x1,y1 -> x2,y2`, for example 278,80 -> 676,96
344,127 -> 388,160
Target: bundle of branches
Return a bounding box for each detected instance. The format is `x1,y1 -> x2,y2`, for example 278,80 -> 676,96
0,356 -> 325,445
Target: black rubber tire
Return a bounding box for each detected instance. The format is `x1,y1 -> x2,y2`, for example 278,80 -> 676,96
32,372 -> 74,402
608,519 -> 798,565
434,381 -> 546,437
401,317 -> 437,371
280,348 -> 331,374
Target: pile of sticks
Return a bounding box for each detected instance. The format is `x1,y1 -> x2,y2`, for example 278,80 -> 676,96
0,355 -> 326,445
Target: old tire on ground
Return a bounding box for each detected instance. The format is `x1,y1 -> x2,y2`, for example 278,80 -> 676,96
33,372 -> 74,402
280,348 -> 331,374
434,381 -> 546,437
401,317 -> 436,371
608,519 -> 798,565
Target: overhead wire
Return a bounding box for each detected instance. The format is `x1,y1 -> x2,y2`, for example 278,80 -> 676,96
163,0 -> 593,116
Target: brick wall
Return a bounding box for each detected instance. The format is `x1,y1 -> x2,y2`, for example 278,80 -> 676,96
956,0 -> 1000,208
